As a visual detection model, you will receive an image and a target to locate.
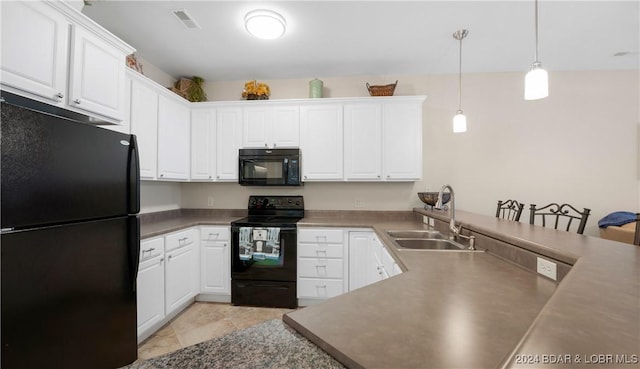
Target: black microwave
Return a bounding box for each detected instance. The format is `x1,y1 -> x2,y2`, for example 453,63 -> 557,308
238,148 -> 301,186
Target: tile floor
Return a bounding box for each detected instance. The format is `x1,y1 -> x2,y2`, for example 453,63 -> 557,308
137,302 -> 295,361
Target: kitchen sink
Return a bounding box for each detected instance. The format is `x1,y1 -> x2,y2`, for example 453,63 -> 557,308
386,230 -> 444,239
393,238 -> 466,251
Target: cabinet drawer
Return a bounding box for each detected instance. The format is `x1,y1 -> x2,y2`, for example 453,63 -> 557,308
298,228 -> 343,243
298,258 -> 344,279
140,237 -> 164,262
298,243 -> 344,258
165,228 -> 198,251
200,226 -> 230,241
298,278 -> 345,299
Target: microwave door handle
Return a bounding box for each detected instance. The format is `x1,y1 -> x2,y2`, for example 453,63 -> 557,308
283,158 -> 289,182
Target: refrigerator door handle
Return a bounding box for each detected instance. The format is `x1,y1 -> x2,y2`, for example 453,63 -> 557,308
127,134 -> 141,214
128,216 -> 141,292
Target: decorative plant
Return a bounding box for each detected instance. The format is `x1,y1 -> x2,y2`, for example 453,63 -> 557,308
242,80 -> 270,100
187,76 -> 207,102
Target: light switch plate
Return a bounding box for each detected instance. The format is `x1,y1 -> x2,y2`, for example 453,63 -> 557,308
537,257 -> 557,281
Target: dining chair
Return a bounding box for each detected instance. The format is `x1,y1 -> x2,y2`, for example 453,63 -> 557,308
529,203 -> 591,234
634,213 -> 640,246
496,200 -> 524,221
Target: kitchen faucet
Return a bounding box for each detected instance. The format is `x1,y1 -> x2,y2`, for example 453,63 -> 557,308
436,184 -> 476,250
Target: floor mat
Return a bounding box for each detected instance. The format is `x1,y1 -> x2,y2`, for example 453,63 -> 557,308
122,319 -> 345,369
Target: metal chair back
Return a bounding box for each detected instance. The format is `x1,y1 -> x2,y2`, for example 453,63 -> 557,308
496,200 -> 524,221
634,213 -> 640,246
529,203 -> 591,234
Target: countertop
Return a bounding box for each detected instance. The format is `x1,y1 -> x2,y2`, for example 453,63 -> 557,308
139,208 -> 640,368
285,208 -> 640,369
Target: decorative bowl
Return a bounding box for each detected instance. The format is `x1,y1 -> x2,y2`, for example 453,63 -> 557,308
418,192 -> 450,208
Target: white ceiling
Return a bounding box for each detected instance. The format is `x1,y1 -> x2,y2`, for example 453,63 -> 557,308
82,1 -> 639,82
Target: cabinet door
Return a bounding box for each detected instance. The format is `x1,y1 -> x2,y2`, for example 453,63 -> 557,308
130,79 -> 158,179
191,109 -> 216,180
300,104 -> 343,180
201,241 -> 230,294
216,107 -> 242,180
348,231 -> 374,291
137,253 -> 165,337
0,1 -> 68,103
157,95 -> 190,180
272,105 -> 300,148
344,104 -> 382,180
165,244 -> 197,316
243,106 -> 270,148
68,25 -> 126,121
383,102 -> 422,180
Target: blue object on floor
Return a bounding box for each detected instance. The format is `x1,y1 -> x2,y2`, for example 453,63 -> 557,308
598,211 -> 637,228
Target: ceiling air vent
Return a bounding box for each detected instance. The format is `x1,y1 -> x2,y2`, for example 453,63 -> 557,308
172,9 -> 201,29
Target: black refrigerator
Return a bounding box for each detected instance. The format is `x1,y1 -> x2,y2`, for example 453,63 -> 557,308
1,97 -> 140,368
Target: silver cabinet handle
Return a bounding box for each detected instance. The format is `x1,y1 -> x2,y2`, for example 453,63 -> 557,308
377,175 -> 381,178
168,254 -> 173,260
264,143 -> 268,147
159,174 -> 164,178
160,257 -> 164,263
387,175 -> 391,178
73,99 -> 81,104
208,175 -> 212,179
303,175 -> 307,179
216,175 -> 220,179
56,92 -> 64,99
273,143 -> 277,148
223,243 -> 227,247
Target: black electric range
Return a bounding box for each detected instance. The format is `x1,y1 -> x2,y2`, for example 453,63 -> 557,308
230,196 -> 303,308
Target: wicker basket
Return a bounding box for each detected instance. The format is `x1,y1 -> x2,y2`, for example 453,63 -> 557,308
366,80 -> 398,96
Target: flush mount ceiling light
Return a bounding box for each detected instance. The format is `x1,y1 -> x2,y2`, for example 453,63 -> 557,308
244,9 -> 286,40
453,29 -> 468,133
524,0 -> 549,100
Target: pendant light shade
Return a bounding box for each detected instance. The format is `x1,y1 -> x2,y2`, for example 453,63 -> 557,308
524,0 -> 548,100
452,29 -> 468,133
525,62 -> 548,100
244,9 -> 286,40
453,110 -> 467,133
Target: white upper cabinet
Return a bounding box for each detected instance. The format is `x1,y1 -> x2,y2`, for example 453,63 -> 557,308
344,98 -> 423,181
68,25 -> 126,121
383,100 -> 423,180
191,108 -> 216,181
216,106 -> 243,181
344,103 -> 383,180
1,1 -> 69,104
243,105 -> 271,148
0,1 -> 134,123
129,75 -> 159,179
272,105 -> 300,148
242,104 -> 299,148
157,94 -> 190,180
300,104 -> 344,181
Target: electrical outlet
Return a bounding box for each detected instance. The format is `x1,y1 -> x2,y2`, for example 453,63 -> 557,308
537,257 -> 557,280
207,196 -> 214,207
354,199 -> 365,209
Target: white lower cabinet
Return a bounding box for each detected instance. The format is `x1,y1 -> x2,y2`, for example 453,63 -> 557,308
164,228 -> 199,316
348,230 -> 402,291
297,228 -> 347,304
136,237 -> 165,342
297,227 -> 403,305
199,226 -> 231,296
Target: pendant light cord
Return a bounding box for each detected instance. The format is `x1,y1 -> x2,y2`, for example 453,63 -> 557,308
458,35 -> 463,111
534,0 -> 539,62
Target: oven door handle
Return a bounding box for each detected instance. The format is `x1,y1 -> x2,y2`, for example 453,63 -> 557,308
231,226 -> 298,232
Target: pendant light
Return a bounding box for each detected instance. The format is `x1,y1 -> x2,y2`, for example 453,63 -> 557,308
524,0 -> 549,100
453,29 -> 468,133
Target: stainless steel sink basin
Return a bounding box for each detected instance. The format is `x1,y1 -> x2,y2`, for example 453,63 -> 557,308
386,230 -> 444,239
393,238 -> 466,251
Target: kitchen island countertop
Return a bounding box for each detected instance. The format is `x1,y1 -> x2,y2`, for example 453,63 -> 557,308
285,208 -> 640,369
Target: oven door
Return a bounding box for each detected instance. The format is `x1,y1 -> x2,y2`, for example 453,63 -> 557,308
231,226 -> 297,281
238,156 -> 288,186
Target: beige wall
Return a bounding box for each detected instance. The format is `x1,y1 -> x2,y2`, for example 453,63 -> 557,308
176,70 -> 639,236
